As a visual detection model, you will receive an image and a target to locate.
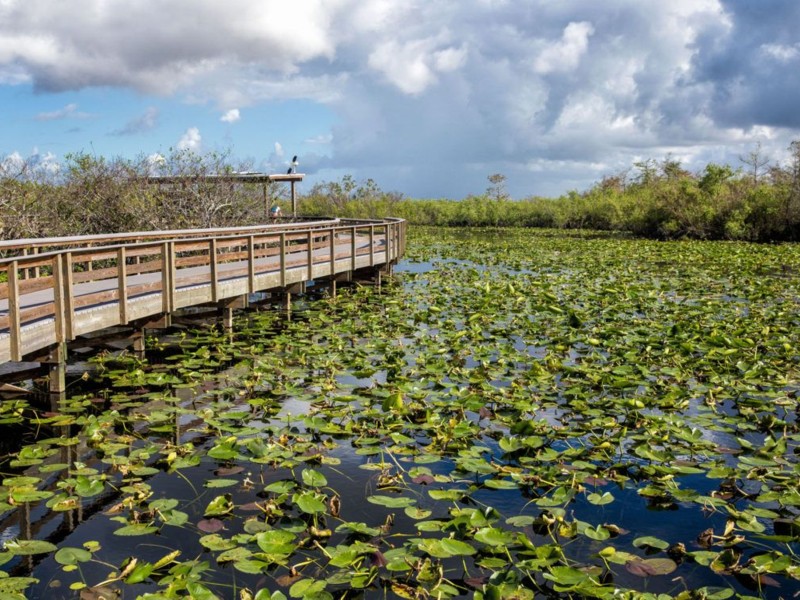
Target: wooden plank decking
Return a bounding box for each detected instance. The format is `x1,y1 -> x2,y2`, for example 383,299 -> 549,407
0,217 -> 406,365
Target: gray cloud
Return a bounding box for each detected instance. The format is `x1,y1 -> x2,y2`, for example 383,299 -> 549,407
687,0 -> 800,129
110,106 -> 159,136
35,103 -> 91,121
2,0 -> 800,196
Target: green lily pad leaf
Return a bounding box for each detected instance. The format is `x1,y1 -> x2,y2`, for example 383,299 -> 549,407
289,578 -> 328,599
506,516 -> 536,527
124,561 -> 155,584
2,476 -> 41,487
163,510 -> 189,527
204,494 -> 234,517
423,538 -> 476,557
264,480 -> 297,494
130,466 -> 160,477
10,488 -> 54,503
301,469 -> 327,488
474,527 -> 516,547
38,463 -> 70,473
582,524 -> 610,541
5,539 -> 58,556
428,489 -> 464,502
404,506 -> 433,520
0,576 -> 39,593
335,522 -> 381,537
233,559 -> 270,574
149,498 -> 179,512
367,495 -> 415,508
199,534 -> 237,552
416,520 -> 446,532
186,582 -> 219,600
483,478 -> 518,490
243,518 -> 270,535
294,491 -> 327,514
256,530 -> 297,555
54,547 -> 92,565
587,491 -> 614,505
543,566 -> 590,586
75,476 -> 104,498
217,547 -> 253,564
114,524 -> 159,536
633,536 -> 670,551
205,478 -> 239,488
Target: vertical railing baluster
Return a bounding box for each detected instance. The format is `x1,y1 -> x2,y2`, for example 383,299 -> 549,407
329,228 -> 336,276
118,247 -> 128,324
169,242 -> 176,311
52,254 -> 65,342
32,247 -> 40,279
350,226 -> 356,271
63,252 -> 75,341
8,262 -> 21,361
248,235 -> 256,294
369,225 -> 375,266
209,238 -> 218,302
307,230 -> 313,280
161,243 -> 173,313
280,233 -> 286,288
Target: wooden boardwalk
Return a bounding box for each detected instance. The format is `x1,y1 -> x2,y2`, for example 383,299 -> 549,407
0,217 -> 406,382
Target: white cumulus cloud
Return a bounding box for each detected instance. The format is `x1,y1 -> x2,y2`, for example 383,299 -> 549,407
177,127 -> 202,152
2,0 -> 800,197
533,21 -> 595,74
220,108 -> 240,123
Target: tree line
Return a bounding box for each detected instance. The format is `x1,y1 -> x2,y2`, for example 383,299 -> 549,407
299,142 -> 800,242
2,143 -> 799,242
0,150 -> 278,240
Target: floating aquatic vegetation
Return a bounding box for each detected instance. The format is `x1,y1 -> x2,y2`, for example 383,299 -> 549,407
0,227 -> 798,599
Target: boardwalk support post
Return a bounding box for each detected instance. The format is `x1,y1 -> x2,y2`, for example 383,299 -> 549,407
133,329 -> 146,360
219,296 -> 248,331
47,342 -> 67,395
283,291 -> 292,316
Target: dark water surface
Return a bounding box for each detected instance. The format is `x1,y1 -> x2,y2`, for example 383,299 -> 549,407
1,227 -> 799,599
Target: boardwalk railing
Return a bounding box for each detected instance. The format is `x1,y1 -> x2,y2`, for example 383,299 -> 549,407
0,217 -> 406,366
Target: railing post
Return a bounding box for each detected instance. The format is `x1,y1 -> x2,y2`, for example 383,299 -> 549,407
329,228 -> 336,276
32,247 -> 40,279
247,235 -> 256,294
62,252 -> 75,341
161,242 -> 174,313
52,254 -> 66,342
117,247 -> 128,324
307,230 -> 313,280
369,225 -> 375,267
7,261 -> 21,361
280,232 -> 286,288
351,226 -> 356,272
209,238 -> 218,302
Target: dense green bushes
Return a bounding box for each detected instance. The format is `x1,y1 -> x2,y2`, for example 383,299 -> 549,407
300,148 -> 800,242
3,146 -> 799,242
0,150 -> 277,240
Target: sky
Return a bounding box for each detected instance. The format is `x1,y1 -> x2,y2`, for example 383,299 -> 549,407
1,0 -> 800,199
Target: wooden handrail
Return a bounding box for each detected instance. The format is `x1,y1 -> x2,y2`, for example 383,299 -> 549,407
0,218 -> 340,255
0,218 -> 406,365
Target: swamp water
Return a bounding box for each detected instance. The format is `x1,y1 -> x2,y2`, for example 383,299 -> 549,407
0,227 -> 799,599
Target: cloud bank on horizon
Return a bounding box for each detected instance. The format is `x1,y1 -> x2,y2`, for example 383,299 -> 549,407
1,0 -> 799,198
